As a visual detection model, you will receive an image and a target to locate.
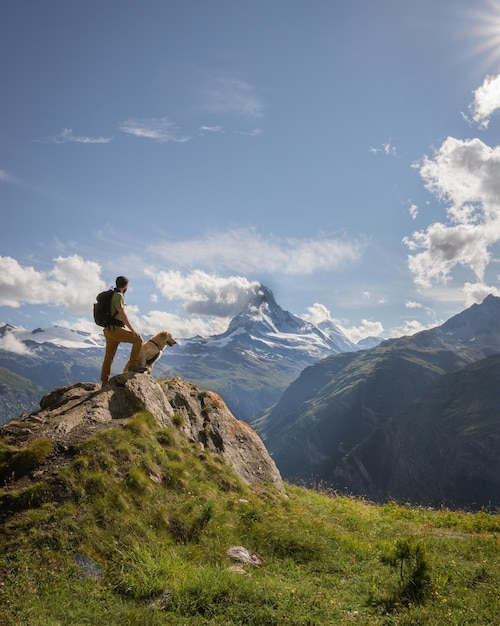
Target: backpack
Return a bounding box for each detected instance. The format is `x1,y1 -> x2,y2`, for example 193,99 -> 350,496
93,289 -> 117,327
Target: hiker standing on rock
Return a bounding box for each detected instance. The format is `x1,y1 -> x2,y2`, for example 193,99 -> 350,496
100,276 -> 142,386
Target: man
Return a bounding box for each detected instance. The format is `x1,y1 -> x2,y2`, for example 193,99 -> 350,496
100,276 -> 143,386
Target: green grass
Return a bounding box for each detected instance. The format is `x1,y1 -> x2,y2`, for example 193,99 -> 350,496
1,412 -> 499,625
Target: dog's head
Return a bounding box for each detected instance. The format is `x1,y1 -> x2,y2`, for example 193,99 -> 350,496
152,330 -> 176,349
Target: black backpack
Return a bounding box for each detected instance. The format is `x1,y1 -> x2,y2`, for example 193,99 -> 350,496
93,289 -> 118,327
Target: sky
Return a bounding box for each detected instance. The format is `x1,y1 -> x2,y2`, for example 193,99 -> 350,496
3,0 -> 500,343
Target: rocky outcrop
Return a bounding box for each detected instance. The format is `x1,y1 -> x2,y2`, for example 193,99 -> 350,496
1,373 -> 284,492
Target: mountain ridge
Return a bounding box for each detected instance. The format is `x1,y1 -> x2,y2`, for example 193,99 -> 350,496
256,294 -> 500,509
0,284 -> 366,422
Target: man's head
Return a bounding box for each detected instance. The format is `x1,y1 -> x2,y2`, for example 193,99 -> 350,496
115,276 -> 129,292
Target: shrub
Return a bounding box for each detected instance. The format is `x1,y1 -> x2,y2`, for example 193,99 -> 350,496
380,537 -> 431,608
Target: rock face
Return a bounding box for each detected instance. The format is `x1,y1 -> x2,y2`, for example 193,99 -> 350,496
1,373 -> 284,492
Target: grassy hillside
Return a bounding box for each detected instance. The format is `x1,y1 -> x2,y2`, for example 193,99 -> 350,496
1,412 -> 499,625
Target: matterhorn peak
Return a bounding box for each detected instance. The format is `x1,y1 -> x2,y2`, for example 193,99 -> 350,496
224,284 -> 306,337
248,284 -> 278,308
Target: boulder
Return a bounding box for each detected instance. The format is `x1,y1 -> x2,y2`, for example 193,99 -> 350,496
0,373 -> 284,492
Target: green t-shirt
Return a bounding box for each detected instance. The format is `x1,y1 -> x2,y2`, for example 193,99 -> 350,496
110,291 -> 125,325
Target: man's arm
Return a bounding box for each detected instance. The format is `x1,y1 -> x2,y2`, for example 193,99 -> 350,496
116,307 -> 141,339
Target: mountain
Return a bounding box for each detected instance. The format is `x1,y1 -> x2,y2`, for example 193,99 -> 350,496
0,284 -> 360,423
333,354 -> 500,508
255,295 -> 500,509
0,325 -> 106,402
164,285 -> 358,419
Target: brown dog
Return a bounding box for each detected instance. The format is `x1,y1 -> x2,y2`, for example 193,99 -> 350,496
124,330 -> 176,374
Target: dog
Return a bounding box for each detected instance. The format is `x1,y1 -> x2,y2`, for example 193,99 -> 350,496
125,330 -> 176,375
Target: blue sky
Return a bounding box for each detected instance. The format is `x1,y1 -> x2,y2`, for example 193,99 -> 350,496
3,0 -> 500,342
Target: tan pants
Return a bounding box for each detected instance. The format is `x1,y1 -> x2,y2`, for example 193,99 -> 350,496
101,326 -> 142,385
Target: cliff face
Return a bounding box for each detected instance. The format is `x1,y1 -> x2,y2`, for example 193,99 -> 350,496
1,373 -> 284,493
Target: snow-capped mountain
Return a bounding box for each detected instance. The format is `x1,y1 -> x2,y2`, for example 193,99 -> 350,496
162,285 -> 356,419
0,323 -> 105,350
180,285 -> 354,360
0,284 -> 364,422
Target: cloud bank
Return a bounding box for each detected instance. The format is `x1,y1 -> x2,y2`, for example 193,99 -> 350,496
405,74 -> 500,298
0,255 -> 104,312
405,136 -> 500,287
146,269 -> 261,317
150,228 -> 365,275
0,333 -> 32,355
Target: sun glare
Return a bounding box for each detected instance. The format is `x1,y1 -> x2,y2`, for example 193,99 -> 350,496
462,0 -> 500,73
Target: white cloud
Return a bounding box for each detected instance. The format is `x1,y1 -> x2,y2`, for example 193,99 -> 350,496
405,136 -> 500,287
342,318 -> 384,343
235,128 -> 263,136
389,319 -> 439,338
0,333 -> 32,355
409,203 -> 419,220
469,73 -> 500,128
199,125 -> 224,133
462,281 -> 500,306
145,269 -> 260,317
405,300 -> 435,317
301,303 -> 384,342
149,228 -> 365,275
0,255 -> 104,313
119,117 -> 190,143
200,74 -> 264,119
138,309 -> 228,339
417,137 -> 500,215
370,141 -> 397,156
302,302 -> 331,325
48,128 -> 113,144
404,222 -> 494,287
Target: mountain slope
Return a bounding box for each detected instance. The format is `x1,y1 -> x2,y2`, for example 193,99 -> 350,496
334,353 -> 500,507
256,295 -> 500,507
0,367 -> 44,426
151,284 -> 356,419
